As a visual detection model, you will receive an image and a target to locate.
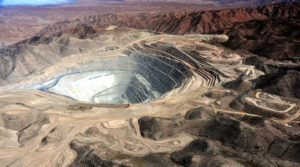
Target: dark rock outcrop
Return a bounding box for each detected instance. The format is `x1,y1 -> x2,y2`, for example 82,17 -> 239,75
138,117 -> 186,140
254,69 -> 300,98
137,111 -> 300,167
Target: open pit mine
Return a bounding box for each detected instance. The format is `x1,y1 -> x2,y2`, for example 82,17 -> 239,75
0,2 -> 299,167
0,26 -> 298,167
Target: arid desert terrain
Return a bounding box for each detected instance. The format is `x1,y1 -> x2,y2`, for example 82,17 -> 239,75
0,1 -> 299,167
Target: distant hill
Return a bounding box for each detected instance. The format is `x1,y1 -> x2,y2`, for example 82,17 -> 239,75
39,2 -> 300,60
77,0 -> 298,6
0,0 -> 297,7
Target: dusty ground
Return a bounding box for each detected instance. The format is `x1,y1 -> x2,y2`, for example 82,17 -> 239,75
0,27 -> 299,166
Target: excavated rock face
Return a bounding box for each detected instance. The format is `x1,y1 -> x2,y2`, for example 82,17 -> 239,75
31,40 -> 201,104
32,54 -> 192,104
0,22 -> 299,167
0,27 -> 244,104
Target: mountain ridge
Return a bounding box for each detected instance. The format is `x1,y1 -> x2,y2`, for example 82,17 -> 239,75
36,1 -> 300,60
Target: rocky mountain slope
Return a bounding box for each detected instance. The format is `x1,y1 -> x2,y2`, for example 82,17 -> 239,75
81,0 -> 298,6
0,2 -> 299,167
0,2 -> 208,47
38,2 -> 300,60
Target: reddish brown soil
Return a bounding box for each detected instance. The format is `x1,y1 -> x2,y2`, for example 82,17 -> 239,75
38,2 -> 300,60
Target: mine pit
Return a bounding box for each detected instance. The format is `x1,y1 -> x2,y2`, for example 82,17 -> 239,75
0,25 -> 299,167
32,54 -> 193,104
